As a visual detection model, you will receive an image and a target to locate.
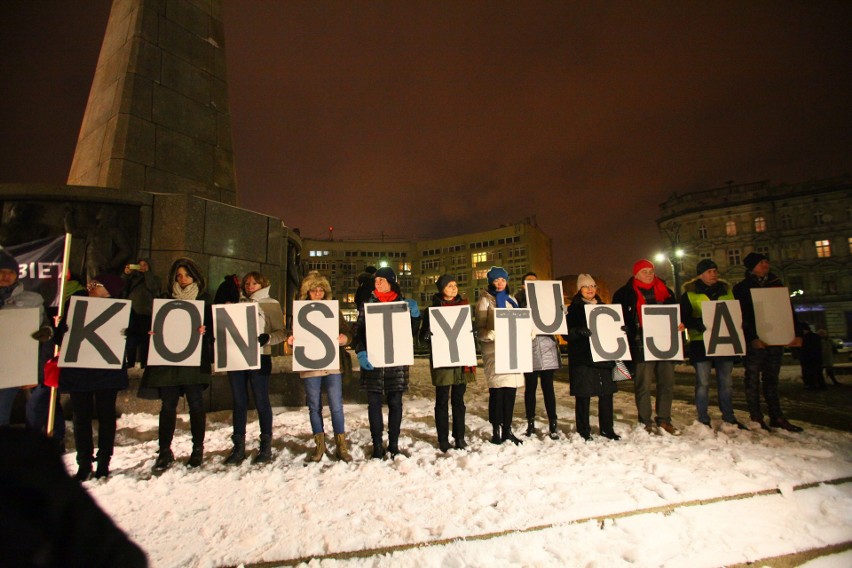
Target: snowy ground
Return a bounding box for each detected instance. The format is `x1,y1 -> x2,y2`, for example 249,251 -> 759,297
68,360 -> 852,567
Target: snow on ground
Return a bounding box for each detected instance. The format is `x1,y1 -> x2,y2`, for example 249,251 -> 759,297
69,360 -> 852,567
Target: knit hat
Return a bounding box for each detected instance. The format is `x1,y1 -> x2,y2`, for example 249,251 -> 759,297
695,259 -> 718,276
0,247 -> 18,272
743,252 -> 768,271
576,273 -> 596,289
486,266 -> 509,283
374,266 -> 397,284
436,274 -> 456,293
93,273 -> 124,298
213,274 -> 241,304
633,259 -> 654,275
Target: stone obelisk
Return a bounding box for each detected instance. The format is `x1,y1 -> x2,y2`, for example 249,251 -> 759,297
68,0 -> 237,205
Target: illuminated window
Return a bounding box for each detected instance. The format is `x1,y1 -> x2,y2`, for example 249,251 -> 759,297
472,252 -> 487,264
815,239 -> 831,258
814,209 -> 825,225
725,221 -> 737,236
727,249 -> 741,266
780,214 -> 793,229
474,269 -> 488,280
754,217 -> 766,232
698,224 -> 708,240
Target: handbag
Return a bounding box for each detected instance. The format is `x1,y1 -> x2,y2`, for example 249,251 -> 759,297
43,355 -> 60,388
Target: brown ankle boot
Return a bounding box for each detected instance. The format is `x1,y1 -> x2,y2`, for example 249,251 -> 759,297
335,433 -> 353,463
308,433 -> 326,462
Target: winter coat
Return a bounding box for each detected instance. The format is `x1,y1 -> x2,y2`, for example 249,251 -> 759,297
565,293 -> 616,398
612,276 -> 677,363
515,287 -> 561,372
476,289 -> 524,389
297,312 -> 353,379
421,292 -> 476,387
122,261 -> 160,316
140,290 -> 213,390
353,291 -> 410,394
679,277 -> 736,364
732,271 -> 799,344
246,286 -> 286,356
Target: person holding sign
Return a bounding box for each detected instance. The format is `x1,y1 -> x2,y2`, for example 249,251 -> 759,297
354,266 -> 412,459
142,258 -> 213,471
733,253 -> 803,432
515,272 -> 561,440
57,274 -> 129,480
613,260 -> 683,436
122,258 -> 160,369
565,274 -> 619,441
288,272 -> 354,463
420,274 -> 476,452
476,266 -> 524,445
680,260 -> 746,430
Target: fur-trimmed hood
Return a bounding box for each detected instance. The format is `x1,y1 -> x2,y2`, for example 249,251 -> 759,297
299,271 -> 332,300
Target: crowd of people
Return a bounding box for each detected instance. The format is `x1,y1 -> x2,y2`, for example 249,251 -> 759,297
4,245 -> 844,483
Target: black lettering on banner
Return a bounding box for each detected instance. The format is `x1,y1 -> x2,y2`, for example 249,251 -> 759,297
707,302 -> 743,355
643,306 -> 679,360
294,302 -> 336,370
588,306 -> 628,360
152,301 -> 202,363
63,300 -> 124,364
366,302 -> 408,365
495,309 -> 531,370
431,306 -> 470,364
528,282 -> 562,333
215,305 -> 258,368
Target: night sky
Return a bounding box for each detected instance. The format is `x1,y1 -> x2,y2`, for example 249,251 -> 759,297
2,1 -> 851,284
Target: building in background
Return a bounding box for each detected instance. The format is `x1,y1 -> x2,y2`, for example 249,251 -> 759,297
657,175 -> 852,340
303,220 -> 552,321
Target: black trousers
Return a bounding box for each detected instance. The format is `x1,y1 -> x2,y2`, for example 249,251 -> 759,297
524,370 -> 557,422
488,387 -> 518,431
367,391 -> 403,449
69,390 -> 118,466
158,384 -> 206,449
435,384 -> 467,442
574,394 -> 614,438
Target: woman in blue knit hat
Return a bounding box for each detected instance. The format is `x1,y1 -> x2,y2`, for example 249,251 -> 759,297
476,266 -> 524,445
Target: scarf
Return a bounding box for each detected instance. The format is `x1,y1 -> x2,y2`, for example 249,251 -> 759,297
495,290 -> 518,308
172,281 -> 199,300
632,276 -> 670,325
374,289 -> 398,303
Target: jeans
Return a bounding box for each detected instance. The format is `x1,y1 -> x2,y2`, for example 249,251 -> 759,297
303,374 -> 345,435
367,390 -> 403,449
694,359 -> 735,424
26,385 -> 66,441
0,387 -> 19,426
228,370 -> 273,437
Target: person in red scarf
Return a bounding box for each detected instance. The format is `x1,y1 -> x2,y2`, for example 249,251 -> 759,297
613,259 -> 685,435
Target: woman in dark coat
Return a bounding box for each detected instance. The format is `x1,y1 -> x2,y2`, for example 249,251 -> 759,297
565,274 -> 619,441
58,273 -> 129,481
353,266 -> 414,459
141,258 -> 212,472
420,274 -> 476,452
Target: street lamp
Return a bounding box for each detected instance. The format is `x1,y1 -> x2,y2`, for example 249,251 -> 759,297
654,248 -> 685,293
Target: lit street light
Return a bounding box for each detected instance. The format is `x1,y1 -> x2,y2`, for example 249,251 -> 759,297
654,248 -> 685,293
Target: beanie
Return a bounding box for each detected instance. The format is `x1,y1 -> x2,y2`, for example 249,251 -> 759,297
436,274 -> 456,293
576,273 -> 596,289
486,266 -> 509,283
743,252 -> 768,271
695,259 -> 718,276
94,273 -> 125,298
633,259 -> 654,275
0,247 -> 18,272
374,266 -> 397,284
213,275 -> 241,304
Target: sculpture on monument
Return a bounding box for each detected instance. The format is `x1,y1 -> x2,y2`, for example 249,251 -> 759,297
65,204 -> 132,280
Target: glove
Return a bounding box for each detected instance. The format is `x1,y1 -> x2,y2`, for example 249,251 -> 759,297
31,327 -> 53,343
694,322 -> 707,333
576,328 -> 592,338
405,298 -> 420,318
620,325 -> 629,333
357,351 -> 374,371
258,333 -> 270,346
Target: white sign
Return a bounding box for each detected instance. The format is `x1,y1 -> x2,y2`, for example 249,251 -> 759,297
365,301 -> 414,368
641,305 -> 684,361
292,300 -> 341,372
585,304 -> 631,362
752,288 -> 795,345
213,303 -> 261,372
0,308 -> 40,388
526,280 -> 568,335
59,297 -> 131,369
147,299 -> 205,367
494,308 -> 533,374
428,305 -> 477,368
702,300 -> 746,357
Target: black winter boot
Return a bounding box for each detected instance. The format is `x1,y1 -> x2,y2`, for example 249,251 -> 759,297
436,406 -> 450,452
371,437 -> 385,459
501,428 -> 524,445
187,444 -> 203,468
94,456 -> 111,479
490,424 -> 502,445
548,419 -> 559,440
224,435 -> 246,465
525,419 -> 535,437
253,434 -> 273,464
152,447 -> 174,472
74,462 -> 93,482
